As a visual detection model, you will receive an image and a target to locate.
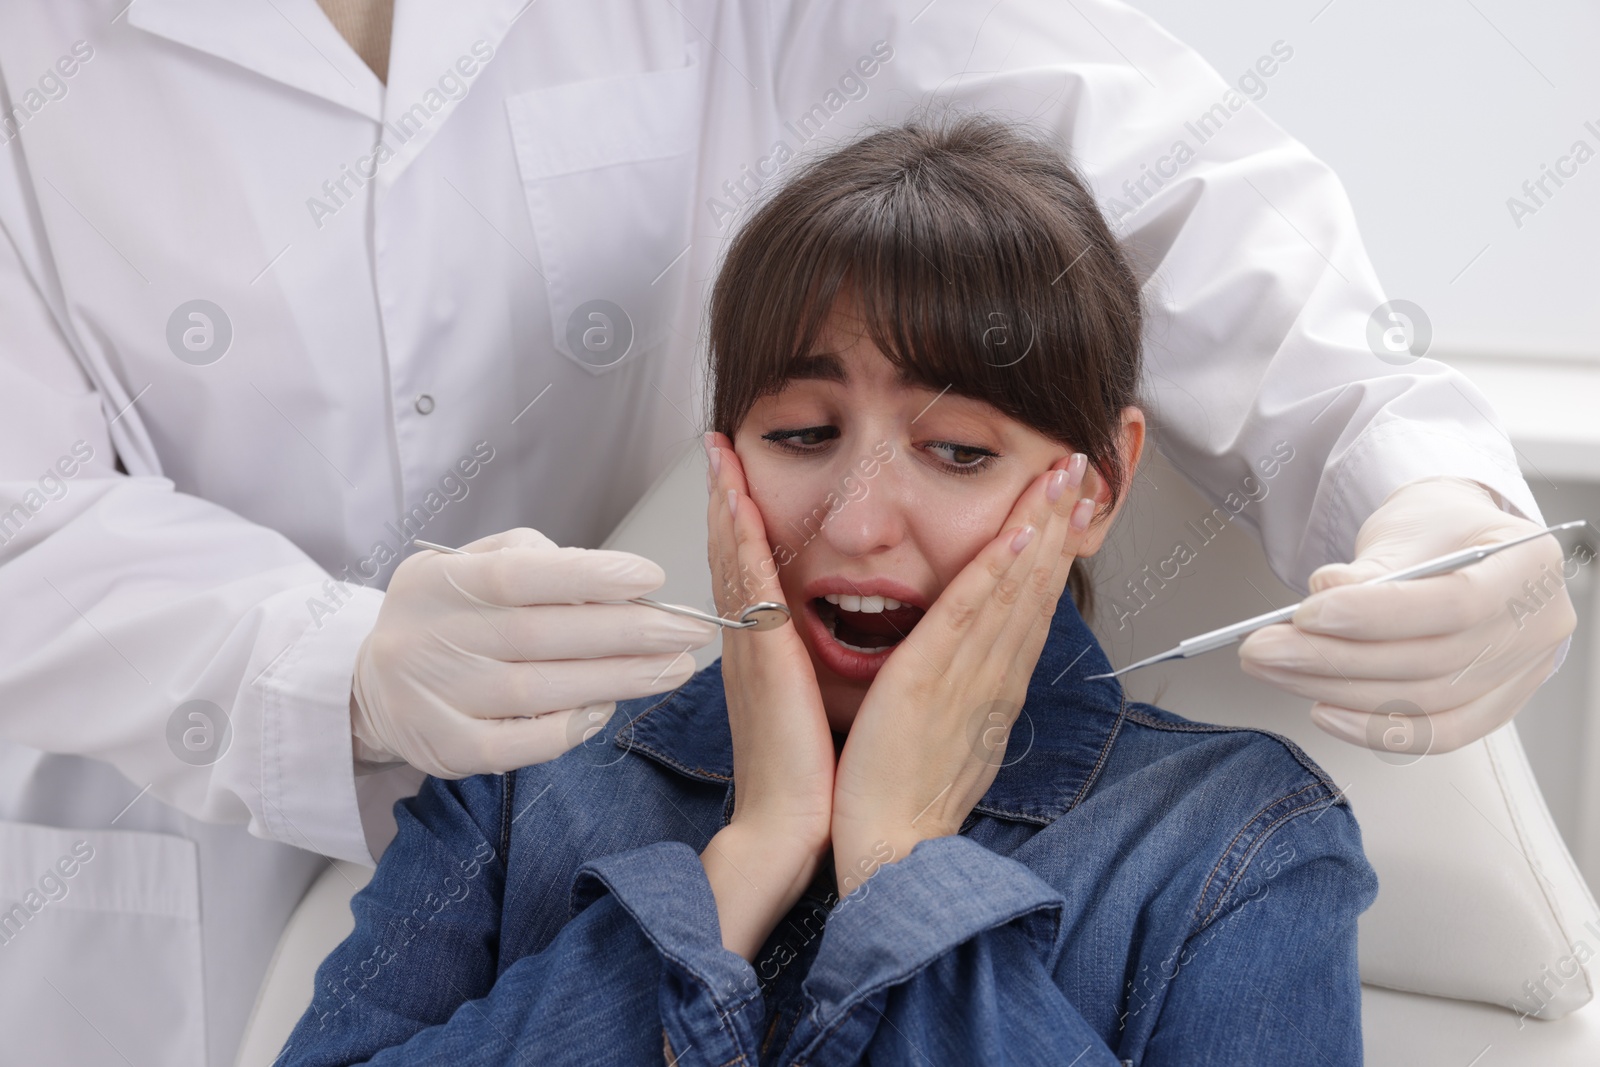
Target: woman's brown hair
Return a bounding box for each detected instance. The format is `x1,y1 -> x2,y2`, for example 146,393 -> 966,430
705,111 -> 1143,617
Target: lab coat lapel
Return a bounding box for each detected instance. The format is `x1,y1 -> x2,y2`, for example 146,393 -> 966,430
126,0 -> 383,120
375,0 -> 530,186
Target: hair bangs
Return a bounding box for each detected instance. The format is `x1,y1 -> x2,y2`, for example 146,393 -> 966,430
705,113 -> 1145,616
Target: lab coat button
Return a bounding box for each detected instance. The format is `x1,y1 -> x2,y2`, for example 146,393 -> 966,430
414,394 -> 435,415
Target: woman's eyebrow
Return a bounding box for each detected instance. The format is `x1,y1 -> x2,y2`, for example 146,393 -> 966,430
786,351 -> 919,386
785,352 -> 848,383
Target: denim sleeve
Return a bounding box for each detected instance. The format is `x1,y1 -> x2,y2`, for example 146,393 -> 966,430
778,834 -> 1122,1066
779,812 -> 1375,1067
277,774 -> 763,1066
276,772 -> 511,1065
571,841 -> 768,1064
1138,802 -> 1378,1066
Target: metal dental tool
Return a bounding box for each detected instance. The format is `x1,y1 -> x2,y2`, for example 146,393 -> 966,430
410,539 -> 793,631
1084,519 -> 1588,681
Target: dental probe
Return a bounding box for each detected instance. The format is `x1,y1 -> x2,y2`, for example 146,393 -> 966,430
409,539 -> 793,631
1084,519 -> 1588,681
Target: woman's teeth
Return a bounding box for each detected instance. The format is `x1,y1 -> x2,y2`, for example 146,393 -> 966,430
815,595 -> 907,655
834,634 -> 887,654
820,592 -> 904,612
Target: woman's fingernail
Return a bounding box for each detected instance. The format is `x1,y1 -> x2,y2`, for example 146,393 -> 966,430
702,431 -> 714,457
727,488 -> 738,514
709,446 -> 722,477
1069,497 -> 1093,532
1010,524 -> 1036,552
1046,469 -> 1067,504
1067,453 -> 1088,490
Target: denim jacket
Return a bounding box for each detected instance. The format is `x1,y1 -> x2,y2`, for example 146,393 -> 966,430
281,593 -> 1377,1066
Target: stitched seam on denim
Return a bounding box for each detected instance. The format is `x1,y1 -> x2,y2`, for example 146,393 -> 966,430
1192,781 -> 1327,930
973,693 -> 1131,824
1121,705 -> 1340,793
612,689 -> 680,746
795,998 -> 870,1064
1067,690 -> 1131,812
628,739 -> 734,783
1193,795 -> 1334,935
1204,796 -> 1331,927
759,1012 -> 783,1060
616,688 -> 733,783
969,800 -> 1051,824
1192,781 -> 1325,920
649,940 -> 760,1058
499,771 -> 514,866
584,858 -> 760,1062
796,898 -> 1062,1057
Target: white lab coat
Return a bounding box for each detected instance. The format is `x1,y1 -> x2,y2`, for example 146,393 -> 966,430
0,0 -> 1545,1063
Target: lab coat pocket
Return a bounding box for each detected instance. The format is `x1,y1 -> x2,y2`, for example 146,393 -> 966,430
506,49 -> 703,375
0,821 -> 205,1066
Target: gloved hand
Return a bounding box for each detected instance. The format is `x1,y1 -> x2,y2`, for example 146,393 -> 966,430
1239,476 -> 1577,755
350,527 -> 717,778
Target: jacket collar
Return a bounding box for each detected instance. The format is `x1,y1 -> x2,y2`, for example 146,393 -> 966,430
615,593 -> 1128,826
127,0 -> 385,120
126,0 -> 530,172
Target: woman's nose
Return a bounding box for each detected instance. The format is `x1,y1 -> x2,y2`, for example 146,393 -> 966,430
818,454 -> 910,558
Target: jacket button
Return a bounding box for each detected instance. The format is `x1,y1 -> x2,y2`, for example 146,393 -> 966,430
414,394 -> 435,415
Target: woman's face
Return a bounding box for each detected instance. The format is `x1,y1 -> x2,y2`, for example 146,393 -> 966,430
732,299 -> 1143,732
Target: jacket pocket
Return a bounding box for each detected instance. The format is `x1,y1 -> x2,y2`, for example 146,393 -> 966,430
0,821 -> 205,1066
506,47 -> 704,375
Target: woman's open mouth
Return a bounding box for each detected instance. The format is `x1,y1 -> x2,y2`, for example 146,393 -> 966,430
803,593 -> 927,682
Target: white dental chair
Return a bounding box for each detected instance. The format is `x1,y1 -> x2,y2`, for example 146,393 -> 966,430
236,440 -> 1600,1066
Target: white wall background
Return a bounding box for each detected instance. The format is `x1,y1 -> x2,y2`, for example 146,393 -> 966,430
1122,0 -> 1600,357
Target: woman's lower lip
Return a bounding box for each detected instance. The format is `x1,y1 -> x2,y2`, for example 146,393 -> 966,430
802,598 -> 898,683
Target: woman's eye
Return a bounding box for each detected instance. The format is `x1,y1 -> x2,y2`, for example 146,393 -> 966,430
924,441 -> 998,474
762,425 -> 839,451
761,428 -> 995,474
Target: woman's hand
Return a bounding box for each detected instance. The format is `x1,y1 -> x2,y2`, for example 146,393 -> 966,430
829,454 -> 1094,894
700,431 -> 836,959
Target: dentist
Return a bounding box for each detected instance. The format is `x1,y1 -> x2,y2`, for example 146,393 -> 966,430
0,1 -> 1573,1064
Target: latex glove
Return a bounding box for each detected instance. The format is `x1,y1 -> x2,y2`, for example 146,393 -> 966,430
1239,476 -> 1577,755
350,527 -> 716,778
